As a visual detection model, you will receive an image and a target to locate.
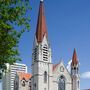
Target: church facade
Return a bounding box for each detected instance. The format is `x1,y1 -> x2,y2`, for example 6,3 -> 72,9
31,1 -> 80,90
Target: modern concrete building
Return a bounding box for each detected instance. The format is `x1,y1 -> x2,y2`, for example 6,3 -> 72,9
2,63 -> 27,90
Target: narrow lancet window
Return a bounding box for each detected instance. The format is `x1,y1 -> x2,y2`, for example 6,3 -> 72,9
58,75 -> 65,90
44,71 -> 47,83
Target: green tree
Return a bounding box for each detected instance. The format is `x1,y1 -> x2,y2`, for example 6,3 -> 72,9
0,0 -> 31,79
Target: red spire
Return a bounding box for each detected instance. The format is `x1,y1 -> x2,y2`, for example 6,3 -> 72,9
36,1 -> 48,43
71,49 -> 78,66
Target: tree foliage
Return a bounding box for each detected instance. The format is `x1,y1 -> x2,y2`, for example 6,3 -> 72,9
0,0 -> 31,78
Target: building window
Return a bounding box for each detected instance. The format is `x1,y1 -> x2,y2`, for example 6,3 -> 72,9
29,85 -> 31,90
33,46 -> 38,61
44,88 -> 46,90
78,81 -> 79,88
44,71 -> 47,83
34,83 -> 36,89
16,82 -> 18,90
14,81 -> 18,90
77,68 -> 79,73
43,45 -> 48,61
22,80 -> 26,87
58,75 -> 65,90
29,81 -> 31,87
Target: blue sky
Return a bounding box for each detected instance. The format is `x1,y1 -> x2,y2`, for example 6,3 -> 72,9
1,0 -> 90,90
19,0 -> 90,89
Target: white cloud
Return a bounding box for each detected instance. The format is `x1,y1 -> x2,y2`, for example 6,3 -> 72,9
81,71 -> 90,79
66,59 -> 72,72
40,0 -> 43,1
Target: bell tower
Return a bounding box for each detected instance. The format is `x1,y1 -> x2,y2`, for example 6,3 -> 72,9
32,1 -> 53,90
71,49 -> 80,90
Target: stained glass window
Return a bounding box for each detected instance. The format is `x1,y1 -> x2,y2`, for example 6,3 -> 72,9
58,76 -> 65,90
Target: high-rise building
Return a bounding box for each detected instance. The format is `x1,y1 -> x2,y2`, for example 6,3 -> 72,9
2,63 -> 27,90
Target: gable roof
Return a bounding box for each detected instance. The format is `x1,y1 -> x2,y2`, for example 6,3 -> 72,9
17,72 -> 32,80
53,64 -> 59,71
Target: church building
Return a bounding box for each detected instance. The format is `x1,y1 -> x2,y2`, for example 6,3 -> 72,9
31,1 -> 80,90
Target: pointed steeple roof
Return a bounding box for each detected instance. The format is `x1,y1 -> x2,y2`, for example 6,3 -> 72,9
71,48 -> 78,66
36,1 -> 48,43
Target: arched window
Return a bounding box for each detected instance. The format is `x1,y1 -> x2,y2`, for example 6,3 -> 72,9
58,75 -> 65,90
21,78 -> 26,87
22,80 -> 26,87
44,71 -> 47,83
78,81 -> 79,88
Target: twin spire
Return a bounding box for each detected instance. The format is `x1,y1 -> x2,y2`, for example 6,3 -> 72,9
71,49 -> 79,66
36,0 -> 47,43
